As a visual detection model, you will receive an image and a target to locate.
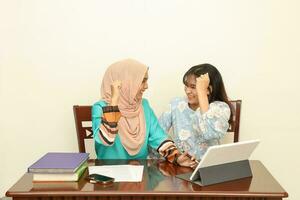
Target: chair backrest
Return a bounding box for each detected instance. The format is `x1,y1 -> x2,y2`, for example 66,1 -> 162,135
73,105 -> 95,157
219,100 -> 242,144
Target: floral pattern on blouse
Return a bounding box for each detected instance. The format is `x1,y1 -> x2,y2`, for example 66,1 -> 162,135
158,97 -> 231,159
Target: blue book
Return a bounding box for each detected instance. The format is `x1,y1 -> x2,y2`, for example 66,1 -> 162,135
28,152 -> 89,173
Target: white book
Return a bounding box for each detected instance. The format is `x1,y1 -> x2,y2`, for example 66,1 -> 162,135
33,163 -> 87,182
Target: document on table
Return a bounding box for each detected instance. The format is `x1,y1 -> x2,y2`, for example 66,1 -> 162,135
88,165 -> 144,182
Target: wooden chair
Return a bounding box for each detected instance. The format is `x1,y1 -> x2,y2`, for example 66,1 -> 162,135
221,100 -> 242,143
73,105 -> 95,156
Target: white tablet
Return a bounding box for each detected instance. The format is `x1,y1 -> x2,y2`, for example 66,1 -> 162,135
190,140 -> 260,181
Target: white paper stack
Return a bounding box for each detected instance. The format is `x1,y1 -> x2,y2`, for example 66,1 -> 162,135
88,165 -> 144,182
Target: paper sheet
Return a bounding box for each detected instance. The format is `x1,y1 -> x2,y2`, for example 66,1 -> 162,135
88,165 -> 144,182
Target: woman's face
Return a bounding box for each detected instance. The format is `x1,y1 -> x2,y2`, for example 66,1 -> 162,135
184,75 -> 199,107
135,71 -> 149,101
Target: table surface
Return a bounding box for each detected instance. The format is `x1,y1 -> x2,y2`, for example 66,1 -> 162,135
6,160 -> 288,198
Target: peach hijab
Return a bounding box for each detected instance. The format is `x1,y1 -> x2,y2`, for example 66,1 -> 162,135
101,59 -> 148,155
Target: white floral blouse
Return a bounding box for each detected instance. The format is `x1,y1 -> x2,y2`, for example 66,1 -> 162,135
158,97 -> 231,159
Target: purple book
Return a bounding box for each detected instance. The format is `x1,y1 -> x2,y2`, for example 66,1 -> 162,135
28,152 -> 89,173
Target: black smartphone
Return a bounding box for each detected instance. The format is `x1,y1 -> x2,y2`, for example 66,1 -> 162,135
86,173 -> 115,184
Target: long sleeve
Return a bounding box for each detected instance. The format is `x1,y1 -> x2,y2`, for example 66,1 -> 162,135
92,102 -> 121,146
145,100 -> 180,163
196,101 -> 231,141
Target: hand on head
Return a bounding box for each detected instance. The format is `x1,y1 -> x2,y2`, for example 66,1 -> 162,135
110,80 -> 122,105
196,73 -> 210,95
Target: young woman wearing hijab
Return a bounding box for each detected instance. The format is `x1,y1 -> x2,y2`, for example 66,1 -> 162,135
92,59 -> 196,167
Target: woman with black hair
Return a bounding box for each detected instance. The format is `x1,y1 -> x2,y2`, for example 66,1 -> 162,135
158,64 -> 232,160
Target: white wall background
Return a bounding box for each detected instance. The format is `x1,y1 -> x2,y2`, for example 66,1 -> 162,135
1,0 -> 299,199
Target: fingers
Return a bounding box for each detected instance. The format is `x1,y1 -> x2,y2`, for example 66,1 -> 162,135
111,80 -> 122,94
181,160 -> 197,168
182,151 -> 189,157
191,155 -> 196,161
111,80 -> 122,105
112,80 -> 122,89
196,73 -> 209,82
188,155 -> 198,168
190,162 -> 198,169
196,73 -> 210,93
178,152 -> 189,163
177,152 -> 199,168
200,73 -> 209,79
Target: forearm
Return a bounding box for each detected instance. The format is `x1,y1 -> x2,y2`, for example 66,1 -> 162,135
197,90 -> 209,113
197,113 -> 228,141
110,98 -> 118,106
200,121 -> 227,141
195,101 -> 231,141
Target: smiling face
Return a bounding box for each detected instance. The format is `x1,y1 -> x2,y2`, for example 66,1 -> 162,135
184,74 -> 199,108
135,71 -> 149,101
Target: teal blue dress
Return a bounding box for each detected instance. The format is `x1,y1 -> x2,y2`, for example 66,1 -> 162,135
92,99 -> 168,159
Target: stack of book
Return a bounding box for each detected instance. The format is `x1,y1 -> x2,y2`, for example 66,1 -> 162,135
32,180 -> 84,191
28,152 -> 89,182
